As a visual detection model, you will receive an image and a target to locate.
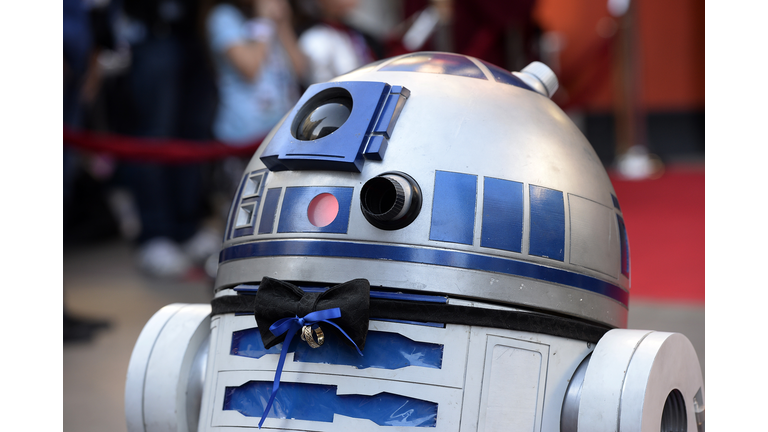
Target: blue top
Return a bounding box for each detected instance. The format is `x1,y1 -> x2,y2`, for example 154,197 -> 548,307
207,4 -> 299,145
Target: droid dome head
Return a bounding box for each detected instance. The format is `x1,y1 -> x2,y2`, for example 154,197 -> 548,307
217,51 -> 630,329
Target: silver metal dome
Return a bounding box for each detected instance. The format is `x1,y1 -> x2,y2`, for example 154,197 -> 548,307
215,51 -> 630,329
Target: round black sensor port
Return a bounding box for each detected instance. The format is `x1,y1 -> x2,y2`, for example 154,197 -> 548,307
360,172 -> 422,230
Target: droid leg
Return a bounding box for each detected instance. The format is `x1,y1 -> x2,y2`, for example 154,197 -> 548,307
125,304 -> 211,432
562,329 -> 704,432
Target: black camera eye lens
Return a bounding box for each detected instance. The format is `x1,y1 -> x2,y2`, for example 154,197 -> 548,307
295,92 -> 353,141
361,172 -> 422,230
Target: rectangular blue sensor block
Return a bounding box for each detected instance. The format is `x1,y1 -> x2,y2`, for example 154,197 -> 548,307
481,177 -> 524,252
373,93 -> 407,139
277,187 -> 353,234
365,86 -> 409,160
258,188 -> 282,234
430,171 -> 477,245
363,135 -> 388,161
529,185 -> 565,261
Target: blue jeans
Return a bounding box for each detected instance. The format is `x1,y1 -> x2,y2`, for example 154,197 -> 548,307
123,35 -> 208,244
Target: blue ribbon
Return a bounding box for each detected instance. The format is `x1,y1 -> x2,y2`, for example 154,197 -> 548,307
258,307 -> 363,428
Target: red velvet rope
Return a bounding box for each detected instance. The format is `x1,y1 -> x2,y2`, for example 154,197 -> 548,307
63,127 -> 264,164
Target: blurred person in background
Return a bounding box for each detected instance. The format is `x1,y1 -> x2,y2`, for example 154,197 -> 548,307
202,0 -> 307,233
204,0 -> 306,146
64,0 -> 93,242
292,0 -> 461,87
120,0 -> 221,279
64,0 -> 113,341
294,0 -> 380,86
65,0 -> 126,245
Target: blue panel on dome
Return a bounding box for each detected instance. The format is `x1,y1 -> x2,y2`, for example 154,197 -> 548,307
430,171 -> 477,245
617,215 -> 630,277
231,327 -> 443,370
380,52 -> 487,79
260,81 -> 390,172
277,187 -> 353,234
260,81 -> 410,172
258,188 -> 282,234
223,381 -> 438,427
529,185 -> 565,261
481,177 -> 524,252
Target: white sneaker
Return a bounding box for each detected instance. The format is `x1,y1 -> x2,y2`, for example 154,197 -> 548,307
137,237 -> 192,279
182,227 -> 223,265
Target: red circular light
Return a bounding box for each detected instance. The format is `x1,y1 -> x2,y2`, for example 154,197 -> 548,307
307,193 -> 339,227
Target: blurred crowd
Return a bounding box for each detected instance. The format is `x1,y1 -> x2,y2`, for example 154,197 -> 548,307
63,0 -> 545,283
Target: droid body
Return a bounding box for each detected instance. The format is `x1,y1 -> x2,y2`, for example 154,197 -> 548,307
126,52 -> 704,432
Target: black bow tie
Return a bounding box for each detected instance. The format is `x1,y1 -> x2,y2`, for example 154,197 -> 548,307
254,277 -> 371,350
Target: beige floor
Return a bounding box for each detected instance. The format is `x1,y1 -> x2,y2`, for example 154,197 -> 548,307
63,239 -> 704,432
64,240 -> 214,432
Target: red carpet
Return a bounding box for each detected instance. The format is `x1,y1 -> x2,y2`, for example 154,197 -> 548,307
609,165 -> 705,304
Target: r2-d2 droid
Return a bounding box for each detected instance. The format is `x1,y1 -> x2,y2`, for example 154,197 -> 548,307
125,52 -> 704,432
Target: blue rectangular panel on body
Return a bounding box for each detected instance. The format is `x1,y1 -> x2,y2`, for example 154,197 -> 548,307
481,177 -> 524,252
277,187 -> 353,233
231,327 -> 443,370
529,185 -> 565,261
260,81 -> 391,172
430,171 -> 477,245
223,381 -> 438,427
258,188 -> 282,234
617,215 -> 630,277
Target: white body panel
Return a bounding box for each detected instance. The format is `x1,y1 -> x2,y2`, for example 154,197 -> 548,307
195,298 -> 593,432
